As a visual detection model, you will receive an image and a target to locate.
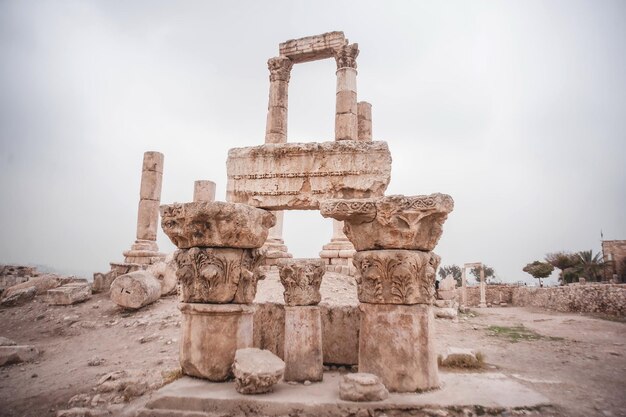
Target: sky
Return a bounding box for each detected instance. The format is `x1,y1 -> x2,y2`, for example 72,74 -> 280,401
0,0 -> 624,285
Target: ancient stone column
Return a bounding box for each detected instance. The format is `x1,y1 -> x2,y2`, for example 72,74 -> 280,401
321,194 -> 454,393
278,259 -> 325,382
461,267 -> 467,307
479,266 -> 487,308
193,180 -> 216,202
121,151 -> 165,266
265,56 -> 293,144
357,101 -> 372,141
320,220 -> 355,276
334,44 -> 359,141
262,211 -> 292,269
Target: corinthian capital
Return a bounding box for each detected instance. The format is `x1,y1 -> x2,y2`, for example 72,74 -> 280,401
334,43 -> 359,70
268,56 -> 294,82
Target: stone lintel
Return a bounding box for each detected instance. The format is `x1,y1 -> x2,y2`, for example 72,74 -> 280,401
279,31 -> 347,64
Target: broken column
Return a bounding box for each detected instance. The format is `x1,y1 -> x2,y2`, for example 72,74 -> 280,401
193,180 -> 216,203
278,258 -> 325,383
321,193 -> 454,392
265,56 -> 293,144
357,101 -> 372,141
334,44 -> 359,141
160,201 -> 275,381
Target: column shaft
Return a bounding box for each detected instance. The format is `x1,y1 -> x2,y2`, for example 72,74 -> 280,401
135,151 -> 164,242
357,101 -> 372,141
193,180 -> 216,202
265,57 -> 293,144
334,43 -> 359,141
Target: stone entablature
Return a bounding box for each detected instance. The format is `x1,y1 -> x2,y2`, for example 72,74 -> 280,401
279,31 -> 348,63
226,141 -> 391,210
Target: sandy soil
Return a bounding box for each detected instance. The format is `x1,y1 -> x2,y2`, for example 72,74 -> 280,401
0,272 -> 624,417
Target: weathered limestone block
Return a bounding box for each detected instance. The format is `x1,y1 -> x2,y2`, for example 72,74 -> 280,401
339,373 -> 389,402
434,307 -> 458,319
47,283 -> 91,305
320,193 -> 454,251
146,253 -> 177,295
352,250 -> 440,305
226,141 -> 392,210
160,202 -> 275,249
320,304 -> 359,365
278,259 -> 325,306
3,275 -> 61,297
179,303 -> 254,381
92,271 -> 117,293
439,274 -> 457,292
359,303 -> 439,392
279,31 -> 348,63
232,348 -> 285,394
0,275 -> 29,293
1,286 -> 36,306
174,247 -> 265,304
0,345 -> 39,366
284,306 -> 323,382
439,347 -> 480,368
110,271 -> 161,310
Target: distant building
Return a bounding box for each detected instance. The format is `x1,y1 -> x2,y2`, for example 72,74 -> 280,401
601,240 -> 626,282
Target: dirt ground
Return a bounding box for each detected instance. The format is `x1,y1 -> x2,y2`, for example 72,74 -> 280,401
0,272 -> 625,417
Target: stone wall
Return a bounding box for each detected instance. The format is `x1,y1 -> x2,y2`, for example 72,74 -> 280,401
511,284 -> 626,317
602,240 -> 626,282
462,284 -> 517,307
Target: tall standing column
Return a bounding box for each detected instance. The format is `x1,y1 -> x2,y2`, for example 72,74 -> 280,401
265,56 -> 293,144
334,44 -> 359,141
461,267 -> 467,307
122,151 -> 165,266
479,266 -> 487,308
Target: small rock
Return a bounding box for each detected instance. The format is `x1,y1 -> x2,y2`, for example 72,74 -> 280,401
123,381 -> 148,399
304,380 -> 311,386
232,348 -> 285,394
87,357 -> 105,366
31,373 -> 38,378
0,337 -> 16,346
339,372 -> 389,402
0,345 -> 39,366
63,315 -> 80,325
138,334 -> 159,344
439,347 -> 481,368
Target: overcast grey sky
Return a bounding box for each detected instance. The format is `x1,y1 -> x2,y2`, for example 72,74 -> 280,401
1,1 -> 624,284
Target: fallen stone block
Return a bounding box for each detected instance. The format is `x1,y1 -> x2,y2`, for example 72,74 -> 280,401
233,348 -> 285,394
3,274 -> 61,298
439,347 -> 482,369
435,307 -> 458,319
339,373 -> 388,402
0,345 -> 39,366
1,286 -> 36,306
92,271 -> 117,293
47,283 -> 92,305
110,271 -> 161,310
0,275 -> 29,293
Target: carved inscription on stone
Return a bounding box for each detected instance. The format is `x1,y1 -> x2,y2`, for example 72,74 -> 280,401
321,193 -> 454,251
226,141 -> 392,210
353,250 -> 440,305
174,247 -> 266,304
160,202 -> 275,249
278,259 -> 325,306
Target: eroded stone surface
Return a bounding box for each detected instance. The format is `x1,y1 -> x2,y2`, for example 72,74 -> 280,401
279,31 -> 347,64
179,303 -> 254,381
233,348 -> 285,394
284,306 -> 323,382
160,202 -> 275,249
278,259 -> 325,306
320,194 -> 454,251
359,303 -> 439,392
146,253 -> 178,296
339,373 -> 389,402
174,247 -> 266,304
110,271 -> 161,310
47,283 -> 91,305
352,250 -> 440,305
226,141 -> 392,210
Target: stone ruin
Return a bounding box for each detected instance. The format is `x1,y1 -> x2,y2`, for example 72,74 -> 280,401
149,31 -> 455,397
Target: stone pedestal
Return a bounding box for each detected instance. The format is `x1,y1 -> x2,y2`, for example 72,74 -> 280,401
320,220 -> 356,276
358,303 -> 439,392
283,306 -> 323,382
262,211 -> 292,269
179,303 -> 254,381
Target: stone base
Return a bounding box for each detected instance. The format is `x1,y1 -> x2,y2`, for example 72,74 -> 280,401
122,239 -> 165,265
284,306 -> 323,382
262,239 -> 293,269
179,303 -> 254,381
320,239 -> 356,276
137,372 -> 552,417
359,303 -> 439,392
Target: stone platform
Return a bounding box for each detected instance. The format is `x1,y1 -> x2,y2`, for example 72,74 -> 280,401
137,372 -> 551,417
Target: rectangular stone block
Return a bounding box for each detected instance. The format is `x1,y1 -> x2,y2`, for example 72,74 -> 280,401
279,31 -> 347,63
359,303 -> 439,392
226,141 -> 391,210
320,305 -> 359,365
47,283 -> 91,305
284,306 -> 323,382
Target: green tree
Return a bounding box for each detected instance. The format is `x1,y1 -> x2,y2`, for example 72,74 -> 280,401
470,265 -> 495,283
523,261 -> 554,287
545,252 -> 579,285
575,250 -> 606,282
438,265 -> 462,286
